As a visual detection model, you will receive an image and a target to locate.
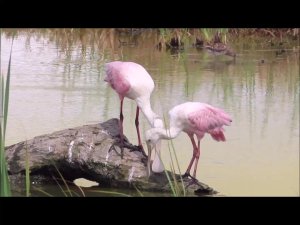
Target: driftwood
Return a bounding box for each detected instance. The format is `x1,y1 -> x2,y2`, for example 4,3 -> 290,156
6,118 -> 217,196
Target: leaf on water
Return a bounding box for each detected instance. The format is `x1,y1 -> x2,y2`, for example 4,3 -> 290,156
73,178 -> 99,188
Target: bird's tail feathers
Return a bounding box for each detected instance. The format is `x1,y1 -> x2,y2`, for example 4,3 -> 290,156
210,129 -> 226,142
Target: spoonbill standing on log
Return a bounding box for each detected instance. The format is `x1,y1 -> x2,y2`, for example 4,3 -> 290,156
104,61 -> 163,158
145,102 -> 232,181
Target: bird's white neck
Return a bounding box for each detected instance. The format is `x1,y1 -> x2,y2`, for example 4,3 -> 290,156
152,127 -> 182,140
151,140 -> 164,173
150,127 -> 182,173
136,97 -> 162,128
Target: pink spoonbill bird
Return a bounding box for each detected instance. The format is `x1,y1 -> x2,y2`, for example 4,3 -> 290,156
104,61 -> 163,158
145,102 -> 232,181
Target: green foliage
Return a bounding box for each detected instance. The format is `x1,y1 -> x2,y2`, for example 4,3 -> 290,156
0,34 -> 14,196
154,115 -> 186,197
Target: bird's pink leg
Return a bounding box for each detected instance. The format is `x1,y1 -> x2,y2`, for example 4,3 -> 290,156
184,134 -> 198,177
135,106 -> 147,157
135,106 -> 142,147
192,141 -> 201,178
119,98 -> 124,158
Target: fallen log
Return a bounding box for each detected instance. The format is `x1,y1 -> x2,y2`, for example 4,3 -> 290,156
6,118 -> 217,196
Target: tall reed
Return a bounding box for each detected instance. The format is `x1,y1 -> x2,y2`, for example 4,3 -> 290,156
0,34 -> 14,196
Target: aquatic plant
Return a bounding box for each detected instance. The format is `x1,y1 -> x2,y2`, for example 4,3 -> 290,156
0,35 -> 14,196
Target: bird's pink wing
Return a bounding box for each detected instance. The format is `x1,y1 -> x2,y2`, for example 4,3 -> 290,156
188,106 -> 232,141
104,63 -> 130,98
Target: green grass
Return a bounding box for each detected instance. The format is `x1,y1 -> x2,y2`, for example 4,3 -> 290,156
150,72 -> 187,197
151,143 -> 186,197
32,187 -> 54,197
149,103 -> 186,197
132,183 -> 144,197
29,161 -> 135,197
0,35 -> 14,197
52,162 -> 73,197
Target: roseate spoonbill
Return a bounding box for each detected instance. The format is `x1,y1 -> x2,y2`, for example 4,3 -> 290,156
104,61 -> 163,158
145,102 -> 232,181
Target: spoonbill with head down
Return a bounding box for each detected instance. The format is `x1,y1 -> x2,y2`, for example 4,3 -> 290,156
145,101 -> 232,181
104,61 -> 163,158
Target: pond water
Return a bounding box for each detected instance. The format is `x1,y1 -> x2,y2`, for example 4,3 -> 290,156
1,29 -> 299,196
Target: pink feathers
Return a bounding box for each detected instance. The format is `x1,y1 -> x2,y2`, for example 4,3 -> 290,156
187,103 -> 232,141
104,61 -> 160,157
209,128 -> 226,142
146,101 -> 232,179
104,60 -> 233,180
104,62 -> 130,100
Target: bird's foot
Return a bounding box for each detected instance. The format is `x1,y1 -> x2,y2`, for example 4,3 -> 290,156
109,139 -> 147,164
108,140 -> 124,159
180,172 -> 194,180
186,177 -> 201,188
177,172 -> 201,187
128,144 -> 148,166
129,145 -> 147,157
176,172 -> 191,182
